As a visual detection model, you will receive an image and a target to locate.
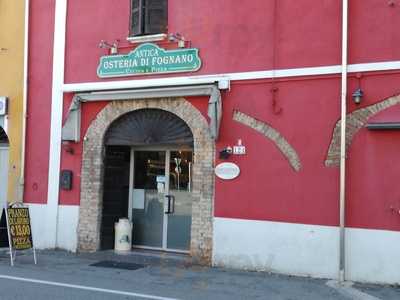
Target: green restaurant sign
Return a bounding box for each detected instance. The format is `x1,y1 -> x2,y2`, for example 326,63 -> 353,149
97,43 -> 202,78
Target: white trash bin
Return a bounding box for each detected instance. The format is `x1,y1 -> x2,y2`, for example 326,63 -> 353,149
114,218 -> 132,252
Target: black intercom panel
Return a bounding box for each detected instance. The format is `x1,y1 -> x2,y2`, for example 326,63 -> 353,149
60,170 -> 73,190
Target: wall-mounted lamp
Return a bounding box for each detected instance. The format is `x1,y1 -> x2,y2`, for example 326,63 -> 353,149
168,33 -> 186,48
352,88 -> 364,105
219,147 -> 232,159
99,40 -> 119,55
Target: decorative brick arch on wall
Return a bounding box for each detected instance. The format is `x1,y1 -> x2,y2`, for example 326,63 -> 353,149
233,110 -> 302,172
325,94 -> 400,167
78,98 -> 215,264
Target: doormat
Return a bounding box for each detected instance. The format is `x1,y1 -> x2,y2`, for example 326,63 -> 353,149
90,260 -> 145,271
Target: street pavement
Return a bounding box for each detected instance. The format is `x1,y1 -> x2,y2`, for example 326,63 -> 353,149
0,249 -> 398,300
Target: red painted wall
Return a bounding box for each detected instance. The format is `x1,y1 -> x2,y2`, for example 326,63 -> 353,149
346,73 -> 400,231
347,125 -> 400,232
65,0 -> 342,83
349,0 -> 400,64
26,0 -> 400,233
24,0 -> 55,204
214,79 -> 340,226
58,95 -> 108,206
63,1 -> 400,84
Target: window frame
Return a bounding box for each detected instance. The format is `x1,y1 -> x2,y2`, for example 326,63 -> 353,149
129,0 -> 168,37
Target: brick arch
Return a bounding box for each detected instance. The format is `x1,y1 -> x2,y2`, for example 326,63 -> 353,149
78,98 -> 215,263
233,110 -> 302,172
325,94 -> 400,167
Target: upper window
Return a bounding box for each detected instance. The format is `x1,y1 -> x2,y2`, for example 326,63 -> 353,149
130,0 -> 168,36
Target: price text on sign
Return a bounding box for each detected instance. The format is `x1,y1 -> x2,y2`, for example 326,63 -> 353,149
6,208 -> 33,250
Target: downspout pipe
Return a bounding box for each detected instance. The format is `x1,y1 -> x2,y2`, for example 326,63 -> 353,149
339,0 -> 349,283
20,0 -> 30,202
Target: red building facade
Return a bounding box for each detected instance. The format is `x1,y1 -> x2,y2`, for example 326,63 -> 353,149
24,0 -> 400,283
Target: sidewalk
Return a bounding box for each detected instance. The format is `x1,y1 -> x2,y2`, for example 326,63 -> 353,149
0,249 -> 398,300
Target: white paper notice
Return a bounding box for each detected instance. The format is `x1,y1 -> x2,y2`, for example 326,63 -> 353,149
157,182 -> 165,194
133,189 -> 145,209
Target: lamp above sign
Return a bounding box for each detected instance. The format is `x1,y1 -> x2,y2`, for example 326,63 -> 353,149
97,43 -> 202,78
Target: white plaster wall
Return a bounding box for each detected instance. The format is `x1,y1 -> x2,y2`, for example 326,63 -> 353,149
346,228 -> 400,284
213,217 -> 340,279
213,217 -> 400,284
27,204 -> 79,252
27,204 -> 53,249
56,205 -> 79,252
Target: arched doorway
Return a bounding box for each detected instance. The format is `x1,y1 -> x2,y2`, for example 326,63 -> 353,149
78,98 -> 215,263
0,126 -> 9,209
101,108 -> 195,252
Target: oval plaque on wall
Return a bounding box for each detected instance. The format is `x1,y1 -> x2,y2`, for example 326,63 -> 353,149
215,162 -> 240,180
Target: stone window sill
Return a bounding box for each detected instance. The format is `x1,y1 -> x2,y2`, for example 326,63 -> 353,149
127,34 -> 167,44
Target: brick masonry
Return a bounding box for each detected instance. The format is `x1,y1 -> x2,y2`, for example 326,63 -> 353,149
78,98 -> 215,264
325,95 -> 400,167
233,110 -> 302,172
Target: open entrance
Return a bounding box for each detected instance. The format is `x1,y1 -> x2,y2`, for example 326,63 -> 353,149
100,108 -> 194,253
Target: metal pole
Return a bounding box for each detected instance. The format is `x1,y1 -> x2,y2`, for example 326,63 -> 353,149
4,206 -> 14,266
339,0 -> 349,283
33,248 -> 37,265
